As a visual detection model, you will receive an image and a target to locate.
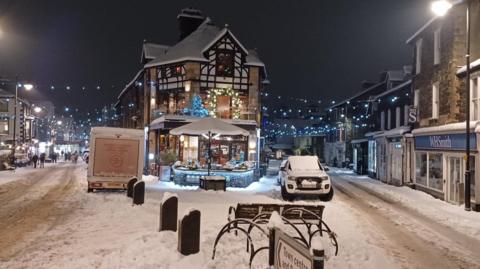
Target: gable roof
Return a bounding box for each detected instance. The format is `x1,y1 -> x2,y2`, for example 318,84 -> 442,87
141,43 -> 169,63
144,18 -> 264,68
328,70 -> 407,109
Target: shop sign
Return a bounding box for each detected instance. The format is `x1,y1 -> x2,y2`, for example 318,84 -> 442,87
408,107 -> 418,123
415,133 -> 476,150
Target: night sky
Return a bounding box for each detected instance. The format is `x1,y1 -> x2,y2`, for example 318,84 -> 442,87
0,0 -> 432,115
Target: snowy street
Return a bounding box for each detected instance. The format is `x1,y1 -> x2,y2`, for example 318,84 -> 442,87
1,164 -> 480,269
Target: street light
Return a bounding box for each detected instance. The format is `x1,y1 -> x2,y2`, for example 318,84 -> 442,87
431,0 -> 453,16
12,78 -> 34,168
431,0 -> 472,211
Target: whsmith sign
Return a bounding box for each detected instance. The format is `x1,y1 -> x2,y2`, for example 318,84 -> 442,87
270,228 -> 324,269
415,133 -> 477,151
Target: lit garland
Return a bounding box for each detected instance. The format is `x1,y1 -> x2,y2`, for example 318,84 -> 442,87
207,88 -> 241,119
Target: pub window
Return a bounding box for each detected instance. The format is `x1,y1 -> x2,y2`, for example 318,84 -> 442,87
216,50 -> 234,77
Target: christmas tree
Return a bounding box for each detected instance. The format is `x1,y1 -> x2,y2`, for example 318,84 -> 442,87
190,95 -> 209,117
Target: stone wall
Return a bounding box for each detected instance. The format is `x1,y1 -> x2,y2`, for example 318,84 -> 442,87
414,6 -> 467,128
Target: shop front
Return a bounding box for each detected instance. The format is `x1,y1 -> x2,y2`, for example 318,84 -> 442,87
150,115 -> 258,187
413,130 -> 477,209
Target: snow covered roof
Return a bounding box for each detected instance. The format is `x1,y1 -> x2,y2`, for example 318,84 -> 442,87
374,80 -> 412,99
457,58 -> 480,76
141,43 -> 169,62
412,121 -> 478,135
117,70 -> 144,100
144,18 -> 264,68
374,126 -> 411,138
329,70 -> 407,109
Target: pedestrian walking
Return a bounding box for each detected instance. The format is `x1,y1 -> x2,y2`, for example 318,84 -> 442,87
52,153 -> 57,163
32,154 -> 38,169
39,153 -> 46,168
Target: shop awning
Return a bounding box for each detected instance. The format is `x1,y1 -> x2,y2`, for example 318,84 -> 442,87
169,117 -> 249,136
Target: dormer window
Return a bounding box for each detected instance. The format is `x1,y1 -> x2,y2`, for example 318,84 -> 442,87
216,50 -> 234,77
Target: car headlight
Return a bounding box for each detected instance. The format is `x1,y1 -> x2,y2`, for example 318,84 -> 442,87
288,176 -> 296,181
320,176 -> 329,181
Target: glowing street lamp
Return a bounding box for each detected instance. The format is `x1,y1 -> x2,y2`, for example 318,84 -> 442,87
431,0 -> 453,16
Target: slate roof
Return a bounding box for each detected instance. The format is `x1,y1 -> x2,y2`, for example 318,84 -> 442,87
144,18 -> 265,68
141,43 -> 169,62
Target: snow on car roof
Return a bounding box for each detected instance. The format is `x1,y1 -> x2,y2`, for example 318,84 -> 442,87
288,156 -> 320,170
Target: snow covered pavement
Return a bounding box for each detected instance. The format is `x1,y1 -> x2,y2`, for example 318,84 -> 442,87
1,164 -> 479,268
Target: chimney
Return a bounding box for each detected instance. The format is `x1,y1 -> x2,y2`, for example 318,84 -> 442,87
177,8 -> 206,41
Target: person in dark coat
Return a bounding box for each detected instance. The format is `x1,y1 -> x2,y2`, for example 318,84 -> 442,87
32,154 -> 38,168
39,153 -> 46,168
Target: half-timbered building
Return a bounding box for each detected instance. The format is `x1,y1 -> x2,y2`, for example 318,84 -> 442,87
116,8 -> 268,177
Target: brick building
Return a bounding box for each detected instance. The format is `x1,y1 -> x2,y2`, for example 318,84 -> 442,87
407,0 -> 480,210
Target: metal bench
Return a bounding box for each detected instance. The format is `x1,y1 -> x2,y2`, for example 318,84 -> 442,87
212,203 -> 338,267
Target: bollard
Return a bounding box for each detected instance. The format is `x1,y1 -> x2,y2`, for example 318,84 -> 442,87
132,181 -> 145,205
159,193 -> 178,232
312,248 -> 325,269
178,209 -> 201,255
127,177 -> 138,198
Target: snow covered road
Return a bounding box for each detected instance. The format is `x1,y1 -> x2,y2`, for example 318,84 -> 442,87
1,164 -> 479,268
0,164 -> 80,261
330,169 -> 480,269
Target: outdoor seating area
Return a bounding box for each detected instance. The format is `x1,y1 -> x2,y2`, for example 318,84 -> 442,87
164,117 -> 258,187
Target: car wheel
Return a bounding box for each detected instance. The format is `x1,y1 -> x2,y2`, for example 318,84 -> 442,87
319,187 -> 334,202
87,187 -> 93,193
281,184 -> 294,201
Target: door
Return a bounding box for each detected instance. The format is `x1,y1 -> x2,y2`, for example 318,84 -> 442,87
447,156 -> 464,204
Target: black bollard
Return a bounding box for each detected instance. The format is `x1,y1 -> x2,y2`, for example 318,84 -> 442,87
132,181 -> 145,205
159,194 -> 178,232
178,209 -> 201,255
127,177 -> 138,198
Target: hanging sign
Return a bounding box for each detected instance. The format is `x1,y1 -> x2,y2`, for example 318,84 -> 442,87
408,106 -> 417,123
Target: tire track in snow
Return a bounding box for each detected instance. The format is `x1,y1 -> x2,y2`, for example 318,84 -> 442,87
0,164 -> 80,262
332,176 -> 480,269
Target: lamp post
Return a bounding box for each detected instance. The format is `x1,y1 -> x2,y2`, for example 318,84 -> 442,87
431,0 -> 471,210
12,77 -> 34,168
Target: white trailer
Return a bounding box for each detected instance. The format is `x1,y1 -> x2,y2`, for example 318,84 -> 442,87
87,127 -> 145,192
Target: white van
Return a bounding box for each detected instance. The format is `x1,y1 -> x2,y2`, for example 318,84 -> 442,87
279,156 -> 333,201
87,127 -> 145,192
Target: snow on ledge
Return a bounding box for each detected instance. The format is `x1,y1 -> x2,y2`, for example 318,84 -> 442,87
457,58 -> 480,75
412,121 -> 479,135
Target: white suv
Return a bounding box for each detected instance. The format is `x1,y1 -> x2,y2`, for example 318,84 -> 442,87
279,156 -> 333,201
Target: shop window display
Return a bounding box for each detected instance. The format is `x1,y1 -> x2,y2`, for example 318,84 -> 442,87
416,152 -> 428,187
428,153 -> 443,191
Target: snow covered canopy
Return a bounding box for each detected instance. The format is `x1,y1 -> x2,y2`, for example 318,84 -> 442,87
169,117 -> 249,136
